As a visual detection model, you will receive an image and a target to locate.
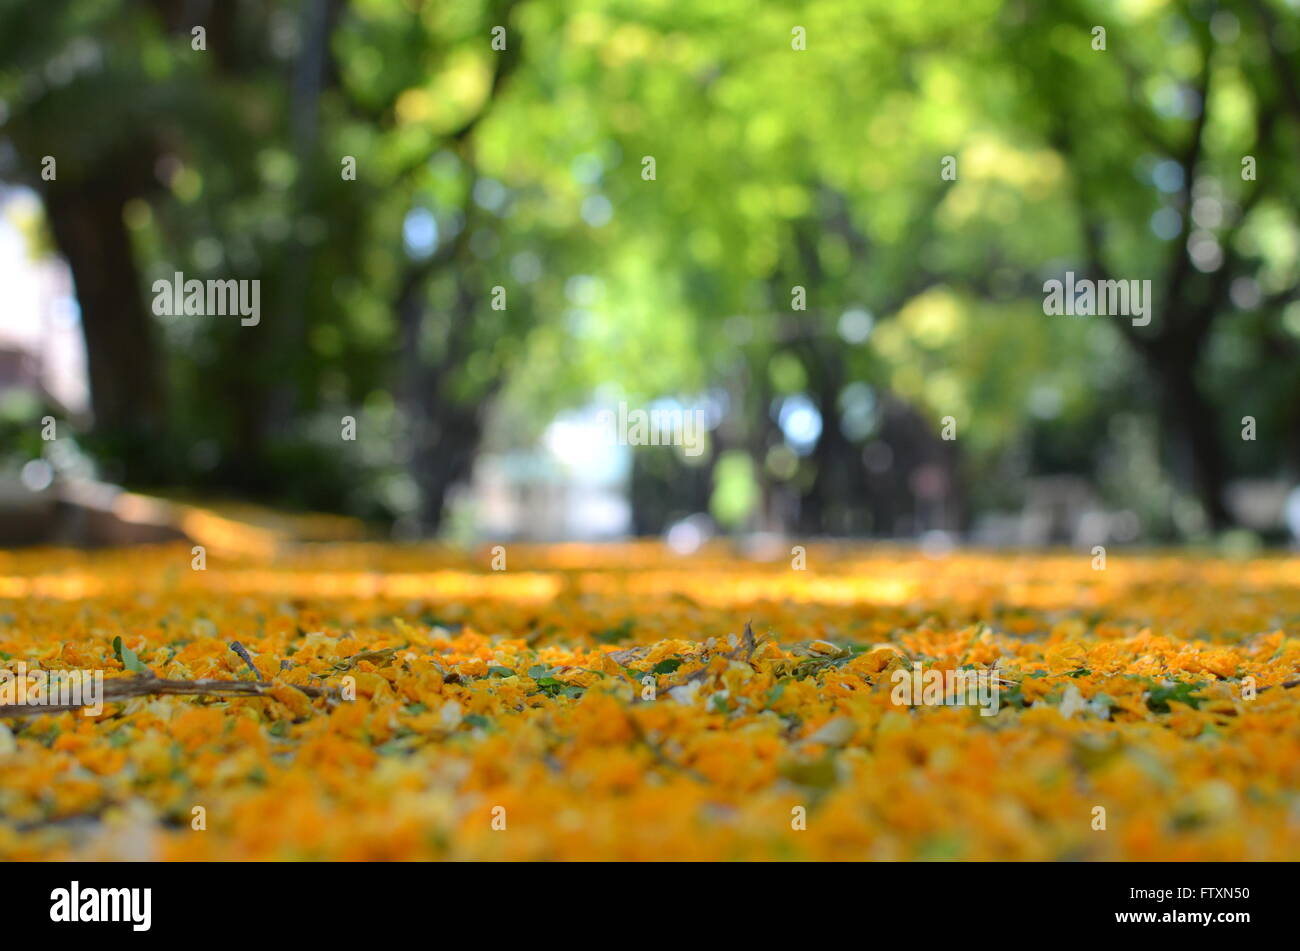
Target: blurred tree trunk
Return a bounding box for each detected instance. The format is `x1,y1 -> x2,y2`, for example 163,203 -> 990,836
409,405 -> 485,532
396,246 -> 493,534
43,175 -> 166,481
795,339 -> 860,535
1151,351 -> 1231,530
389,8 -> 521,533
1037,15 -> 1267,534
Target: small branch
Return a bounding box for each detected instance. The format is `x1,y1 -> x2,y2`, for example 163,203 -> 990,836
0,676 -> 339,719
229,641 -> 263,681
1256,679 -> 1300,694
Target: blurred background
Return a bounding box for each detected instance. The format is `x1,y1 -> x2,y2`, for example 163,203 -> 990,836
1,0 -> 1298,551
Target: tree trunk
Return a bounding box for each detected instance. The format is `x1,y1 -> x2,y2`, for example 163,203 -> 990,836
1152,355 -> 1231,530
409,405 -> 483,534
799,390 -> 858,535
43,179 -> 166,482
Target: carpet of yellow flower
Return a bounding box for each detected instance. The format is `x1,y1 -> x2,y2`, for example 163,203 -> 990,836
1,541 -> 1299,861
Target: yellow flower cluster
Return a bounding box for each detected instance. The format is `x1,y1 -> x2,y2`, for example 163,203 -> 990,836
1,542 -> 1298,860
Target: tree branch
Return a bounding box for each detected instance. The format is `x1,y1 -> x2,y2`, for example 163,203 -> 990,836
0,676 -> 339,719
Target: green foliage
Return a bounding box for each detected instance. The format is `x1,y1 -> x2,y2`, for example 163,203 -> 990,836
1,0 -> 1297,535
112,636 -> 149,674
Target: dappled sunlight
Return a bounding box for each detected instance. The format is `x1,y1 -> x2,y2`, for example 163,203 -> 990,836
3,543 -> 1298,629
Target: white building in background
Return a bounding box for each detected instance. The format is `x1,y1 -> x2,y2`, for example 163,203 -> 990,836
0,188 -> 88,415
460,406 -> 632,541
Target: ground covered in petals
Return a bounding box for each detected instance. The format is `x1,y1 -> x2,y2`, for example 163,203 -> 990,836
2,542 -> 1299,860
